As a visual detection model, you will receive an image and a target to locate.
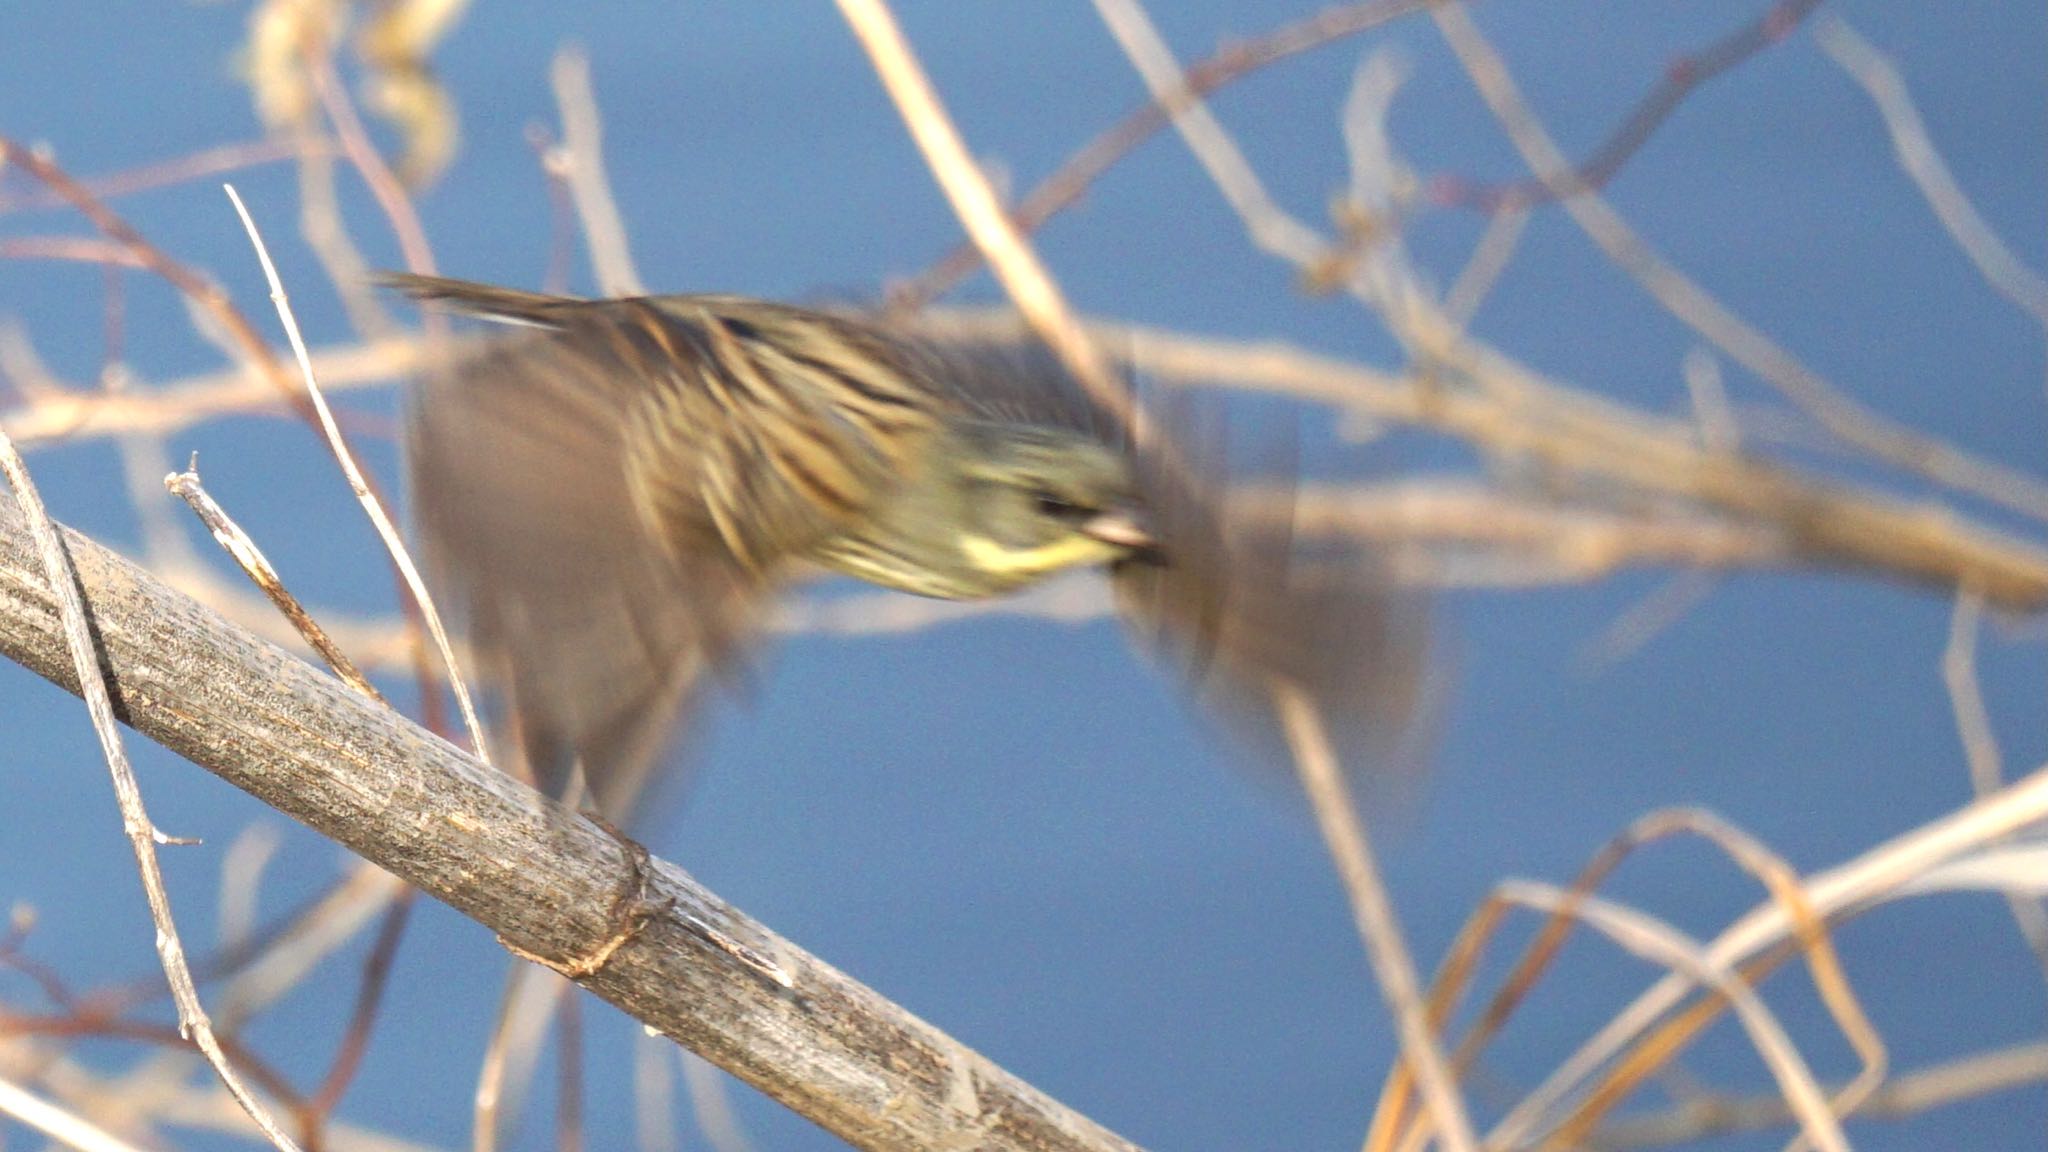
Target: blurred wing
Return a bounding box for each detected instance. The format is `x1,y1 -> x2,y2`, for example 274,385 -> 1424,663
880,316 -> 1430,775
397,275 -> 932,818
1111,408 -> 1431,789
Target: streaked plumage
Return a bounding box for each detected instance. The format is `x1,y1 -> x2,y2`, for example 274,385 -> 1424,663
391,274 -> 1422,819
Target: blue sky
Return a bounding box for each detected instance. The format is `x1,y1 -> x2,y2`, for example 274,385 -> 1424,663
3,4 -> 2046,1151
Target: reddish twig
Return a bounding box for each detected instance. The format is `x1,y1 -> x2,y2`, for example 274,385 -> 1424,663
892,0 -> 1823,309
0,922 -> 81,1014
305,890 -> 418,1142
305,41 -> 439,277
889,0 -> 1439,309
0,138 -> 311,419
0,1009 -> 306,1115
0,235 -> 153,269
1430,0 -> 1824,211
0,137 -> 307,216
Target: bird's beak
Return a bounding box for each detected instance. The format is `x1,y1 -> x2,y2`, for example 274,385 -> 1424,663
1082,508 -> 1163,562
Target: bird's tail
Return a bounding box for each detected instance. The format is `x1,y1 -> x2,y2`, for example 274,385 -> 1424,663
378,272 -> 590,329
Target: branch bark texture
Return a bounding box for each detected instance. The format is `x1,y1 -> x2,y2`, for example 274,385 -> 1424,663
0,493 -> 1141,1152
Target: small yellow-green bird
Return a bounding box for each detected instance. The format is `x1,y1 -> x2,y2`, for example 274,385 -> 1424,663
390,274 -> 1422,818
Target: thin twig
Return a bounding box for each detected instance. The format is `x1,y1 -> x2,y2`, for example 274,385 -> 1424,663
220,183 -> 488,763
1683,347 -> 1740,452
1437,0 -> 1823,211
1439,204 -> 1525,327
0,425 -> 303,1152
1816,17 -> 2048,326
1599,1039 -> 2048,1146
1573,572 -> 1718,671
1940,590 -> 2048,985
306,45 -> 438,279
1429,2 -> 2048,524
166,463 -> 381,701
835,0 -> 1135,431
0,137 -> 305,216
0,235 -> 155,269
0,139 -> 309,418
891,0 -> 1439,309
1091,0 -> 1327,276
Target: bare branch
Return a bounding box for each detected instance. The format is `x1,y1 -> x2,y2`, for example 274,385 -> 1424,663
1428,3 -> 2048,523
0,493 -> 1145,1152
1817,17 -> 2048,327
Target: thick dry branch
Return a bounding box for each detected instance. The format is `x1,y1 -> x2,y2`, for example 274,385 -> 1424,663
0,493 -> 1142,1152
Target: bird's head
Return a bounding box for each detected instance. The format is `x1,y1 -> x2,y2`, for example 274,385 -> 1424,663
927,421 -> 1160,593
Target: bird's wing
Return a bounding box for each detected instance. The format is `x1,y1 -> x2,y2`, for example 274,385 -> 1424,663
394,275 -> 934,818
1110,423 -> 1431,788
895,320 -> 1430,774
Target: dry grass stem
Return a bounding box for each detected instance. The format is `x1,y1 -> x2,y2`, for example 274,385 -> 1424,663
0,1073 -> 156,1152
1493,763 -> 2048,1146
549,45 -> 644,296
1494,881 -> 1849,1152
1940,591 -> 2048,984
1599,1040 -> 2048,1147
1273,681 -> 1479,1152
835,0 -> 1135,431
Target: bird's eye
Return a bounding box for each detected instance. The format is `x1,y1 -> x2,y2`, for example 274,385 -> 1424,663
1031,491 -> 1091,520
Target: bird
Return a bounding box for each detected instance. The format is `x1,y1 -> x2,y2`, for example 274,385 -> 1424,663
388,273 -> 1424,820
